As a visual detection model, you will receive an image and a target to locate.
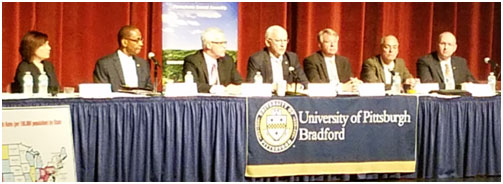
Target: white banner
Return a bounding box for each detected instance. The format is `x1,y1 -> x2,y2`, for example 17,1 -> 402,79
2,105 -> 77,182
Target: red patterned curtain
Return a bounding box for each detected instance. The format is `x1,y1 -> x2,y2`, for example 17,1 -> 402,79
2,2 -> 500,91
237,2 -> 500,81
2,2 -> 162,91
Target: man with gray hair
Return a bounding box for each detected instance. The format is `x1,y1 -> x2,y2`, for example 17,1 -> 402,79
360,35 -> 415,90
183,27 -> 242,93
246,25 -> 308,90
304,28 -> 362,92
416,31 -> 475,89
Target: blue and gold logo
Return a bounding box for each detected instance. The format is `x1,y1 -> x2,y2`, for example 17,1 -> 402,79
255,100 -> 298,153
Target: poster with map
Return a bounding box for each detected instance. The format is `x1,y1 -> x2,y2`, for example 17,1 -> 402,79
162,2 -> 238,83
2,105 -> 77,182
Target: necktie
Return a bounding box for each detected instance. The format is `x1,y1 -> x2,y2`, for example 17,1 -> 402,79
211,63 -> 219,85
444,63 -> 450,77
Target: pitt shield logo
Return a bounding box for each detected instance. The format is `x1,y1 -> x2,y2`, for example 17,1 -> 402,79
255,100 -> 299,153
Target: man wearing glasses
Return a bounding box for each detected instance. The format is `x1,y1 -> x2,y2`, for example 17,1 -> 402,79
182,27 -> 242,93
246,25 -> 308,90
93,25 -> 153,92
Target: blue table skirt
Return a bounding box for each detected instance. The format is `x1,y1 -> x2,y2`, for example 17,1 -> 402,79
2,95 -> 500,181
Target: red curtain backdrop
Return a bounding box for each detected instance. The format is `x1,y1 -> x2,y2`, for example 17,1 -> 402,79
2,2 -> 500,92
2,2 -> 162,91
238,2 -> 500,81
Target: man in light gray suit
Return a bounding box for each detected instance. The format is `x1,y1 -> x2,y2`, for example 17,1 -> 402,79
93,25 -> 153,92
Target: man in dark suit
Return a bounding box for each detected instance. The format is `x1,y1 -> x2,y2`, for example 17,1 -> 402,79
361,35 -> 415,90
416,32 -> 476,89
304,28 -> 362,92
182,27 -> 242,93
246,25 -> 308,90
93,25 -> 153,92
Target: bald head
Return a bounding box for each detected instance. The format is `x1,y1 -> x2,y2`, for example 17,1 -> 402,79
380,35 -> 399,63
437,32 -> 457,60
265,25 -> 289,57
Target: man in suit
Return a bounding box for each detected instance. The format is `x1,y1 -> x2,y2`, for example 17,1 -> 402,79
246,25 -> 308,90
416,32 -> 476,89
93,25 -> 153,92
183,27 -> 242,93
360,35 -> 415,90
304,28 -> 362,92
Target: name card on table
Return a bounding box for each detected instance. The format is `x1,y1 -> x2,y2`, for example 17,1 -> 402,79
164,83 -> 197,97
461,83 -> 495,97
414,83 -> 439,94
358,83 -> 385,96
241,83 -> 272,97
79,83 -> 111,98
307,83 -> 337,97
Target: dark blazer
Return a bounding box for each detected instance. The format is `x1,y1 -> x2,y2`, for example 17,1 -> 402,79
416,52 -> 476,89
360,55 -> 413,89
93,51 -> 153,92
182,50 -> 243,93
12,60 -> 60,93
303,51 -> 353,83
246,48 -> 308,88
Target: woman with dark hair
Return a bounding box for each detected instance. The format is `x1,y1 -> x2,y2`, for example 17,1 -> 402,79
12,31 -> 59,93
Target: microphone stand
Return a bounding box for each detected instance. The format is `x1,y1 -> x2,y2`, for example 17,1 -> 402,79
149,57 -> 162,96
491,62 -> 500,80
285,69 -> 307,96
153,62 -> 159,93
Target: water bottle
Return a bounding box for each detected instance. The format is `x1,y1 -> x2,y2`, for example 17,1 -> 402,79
254,72 -> 263,84
445,77 -> 455,90
391,72 -> 401,94
184,71 -> 194,83
22,72 -> 33,96
38,71 -> 49,96
488,72 -> 496,94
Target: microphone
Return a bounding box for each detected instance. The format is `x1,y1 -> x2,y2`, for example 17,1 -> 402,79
288,66 -> 299,81
288,66 -> 295,74
148,52 -> 159,66
484,57 -> 491,64
388,69 -> 395,76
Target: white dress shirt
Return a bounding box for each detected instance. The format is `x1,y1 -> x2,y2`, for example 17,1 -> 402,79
323,55 -> 339,83
269,52 -> 284,84
203,52 -> 220,85
117,50 -> 138,87
380,56 -> 395,84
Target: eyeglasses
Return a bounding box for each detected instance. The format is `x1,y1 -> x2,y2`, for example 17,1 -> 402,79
268,39 -> 289,44
211,41 -> 227,45
125,37 -> 144,43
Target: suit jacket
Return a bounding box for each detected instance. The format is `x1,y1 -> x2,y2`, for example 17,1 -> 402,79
360,55 -> 413,89
246,48 -> 309,88
12,60 -> 60,93
303,51 -> 353,83
182,50 -> 243,93
416,52 -> 476,89
93,51 -> 153,92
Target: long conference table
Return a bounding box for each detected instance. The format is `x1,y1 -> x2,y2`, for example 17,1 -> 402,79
2,94 -> 500,181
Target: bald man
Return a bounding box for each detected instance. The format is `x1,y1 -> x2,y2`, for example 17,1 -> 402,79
416,32 -> 476,89
93,25 -> 153,92
360,35 -> 415,90
246,25 -> 309,89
